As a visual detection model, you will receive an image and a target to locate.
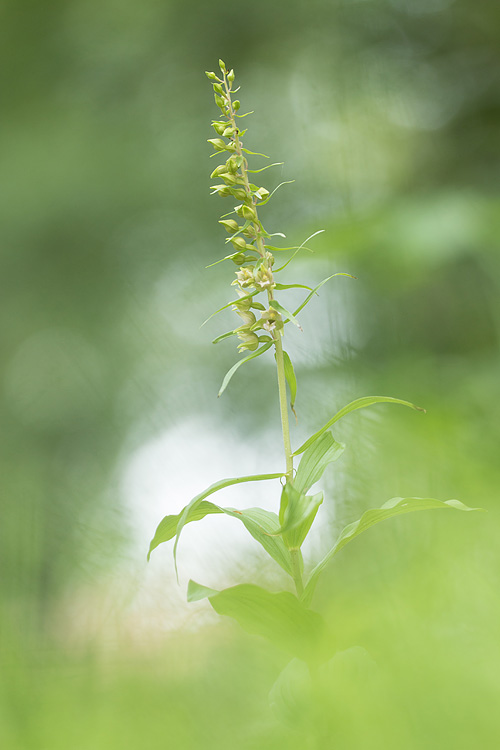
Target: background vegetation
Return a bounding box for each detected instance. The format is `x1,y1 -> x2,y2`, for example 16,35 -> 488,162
1,0 -> 499,746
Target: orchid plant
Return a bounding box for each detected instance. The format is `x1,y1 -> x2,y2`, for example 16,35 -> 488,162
148,61 -> 480,668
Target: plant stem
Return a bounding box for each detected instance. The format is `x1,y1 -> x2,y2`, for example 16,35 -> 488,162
290,549 -> 304,598
223,70 -> 294,481
273,332 -> 294,481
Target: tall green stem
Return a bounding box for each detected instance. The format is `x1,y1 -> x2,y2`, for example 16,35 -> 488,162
273,333 -> 294,481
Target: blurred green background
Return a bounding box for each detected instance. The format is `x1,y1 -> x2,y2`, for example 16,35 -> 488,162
1,0 -> 499,747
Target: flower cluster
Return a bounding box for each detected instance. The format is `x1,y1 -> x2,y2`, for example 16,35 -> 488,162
206,60 -> 280,352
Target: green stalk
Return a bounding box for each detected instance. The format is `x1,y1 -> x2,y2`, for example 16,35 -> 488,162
223,71 -> 294,485
290,549 -> 304,598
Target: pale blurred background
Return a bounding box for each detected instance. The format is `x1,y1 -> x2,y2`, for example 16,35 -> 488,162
1,0 -> 499,747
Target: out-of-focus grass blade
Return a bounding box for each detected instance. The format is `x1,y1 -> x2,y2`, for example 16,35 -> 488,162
302,496 -> 485,606
293,396 -> 425,456
218,341 -> 273,397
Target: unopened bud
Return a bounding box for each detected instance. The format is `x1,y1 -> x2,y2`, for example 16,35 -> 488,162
208,138 -> 226,151
227,69 -> 235,83
222,127 -> 235,138
211,184 -> 232,197
237,332 -> 259,352
205,71 -> 217,80
226,157 -> 239,174
210,164 -> 227,179
233,100 -> 241,111
230,188 -> 247,201
219,219 -> 240,233
219,59 -> 226,73
232,297 -> 252,312
230,236 -> 247,251
212,122 -> 226,135
214,95 -> 226,109
231,253 -> 247,265
236,204 -> 257,221
213,83 -> 224,94
255,187 -> 270,201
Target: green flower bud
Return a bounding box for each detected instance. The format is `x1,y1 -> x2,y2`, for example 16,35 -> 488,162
210,164 -> 227,179
222,127 -> 235,138
233,100 -> 241,111
211,184 -> 232,197
227,69 -> 235,83
255,187 -> 270,201
208,138 -> 226,151
220,173 -> 238,185
235,311 -> 257,327
214,95 -> 226,109
232,297 -> 252,312
219,59 -> 226,73
231,253 -> 247,265
205,71 -> 217,80
225,157 -> 239,174
242,224 -> 256,238
230,236 -> 247,251
230,188 -> 247,201
235,204 -> 257,221
213,83 -> 224,94
219,219 -> 240,233
212,122 -> 226,135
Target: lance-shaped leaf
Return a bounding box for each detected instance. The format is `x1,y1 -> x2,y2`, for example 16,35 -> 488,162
270,300 -> 302,330
292,273 -> 356,317
282,350 -> 297,411
148,500 -> 293,575
201,290 -> 257,327
187,581 -> 324,659
294,431 -> 345,494
293,396 -> 425,456
218,341 -> 273,397
212,330 -> 237,344
276,483 -> 323,550
166,472 -> 284,576
301,496 -> 484,606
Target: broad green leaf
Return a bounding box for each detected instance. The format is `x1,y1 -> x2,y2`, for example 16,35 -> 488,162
187,580 -> 219,601
150,501 -> 293,575
292,273 -> 356,317
218,341 -> 273,396
294,432 -> 345,494
270,300 -> 302,330
171,472 -> 284,575
148,500 -> 221,559
188,581 -> 324,658
301,496 -> 484,606
277,483 -> 323,550
293,396 -> 425,456
282,350 -> 297,410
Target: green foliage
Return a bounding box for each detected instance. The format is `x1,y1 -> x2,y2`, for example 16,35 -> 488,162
148,62 -> 482,673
